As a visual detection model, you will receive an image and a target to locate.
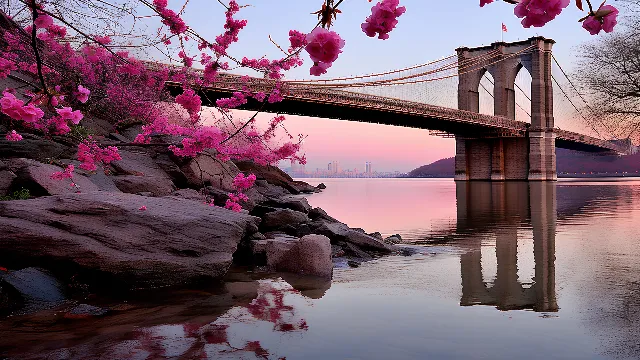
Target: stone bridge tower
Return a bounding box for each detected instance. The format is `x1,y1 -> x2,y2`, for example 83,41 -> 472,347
455,37 -> 556,181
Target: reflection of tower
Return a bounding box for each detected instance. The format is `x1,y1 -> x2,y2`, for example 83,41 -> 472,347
458,182 -> 558,312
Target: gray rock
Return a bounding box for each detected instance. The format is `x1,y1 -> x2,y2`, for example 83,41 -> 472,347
110,150 -> 176,196
262,209 -> 310,230
368,232 -> 384,241
251,237 -> 298,267
311,221 -> 394,253
308,207 -> 341,223
180,150 -> 240,191
0,134 -> 75,161
275,235 -> 333,278
108,133 -> 130,143
0,169 -> 16,196
316,183 -> 326,190
264,196 -> 311,213
119,124 -> 143,142
7,158 -> 100,196
169,188 -> 204,202
384,235 -> 403,244
1,267 -> 65,312
112,175 -> 175,197
249,232 -> 266,240
154,153 -> 188,188
0,192 -> 261,289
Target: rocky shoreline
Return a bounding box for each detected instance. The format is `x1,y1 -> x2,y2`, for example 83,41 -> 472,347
0,125 -> 401,318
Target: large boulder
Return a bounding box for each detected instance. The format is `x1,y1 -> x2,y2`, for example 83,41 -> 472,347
262,209 -> 310,230
0,160 -> 16,196
311,220 -> 394,253
0,134 -> 75,161
180,150 -> 239,191
0,192 -> 261,288
250,237 -> 298,268
7,158 -> 100,196
110,149 -> 176,196
275,235 -> 332,278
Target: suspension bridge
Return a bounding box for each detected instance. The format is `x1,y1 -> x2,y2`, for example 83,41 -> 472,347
167,36 -> 628,181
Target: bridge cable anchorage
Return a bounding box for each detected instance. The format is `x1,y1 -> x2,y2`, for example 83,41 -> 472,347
481,74 -> 532,118
301,47 -> 535,90
551,55 -> 619,141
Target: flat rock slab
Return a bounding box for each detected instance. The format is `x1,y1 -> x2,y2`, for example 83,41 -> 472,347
0,192 -> 261,289
262,209 -> 310,230
8,158 -> 100,196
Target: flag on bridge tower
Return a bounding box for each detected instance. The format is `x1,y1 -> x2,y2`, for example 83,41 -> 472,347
501,22 -> 507,42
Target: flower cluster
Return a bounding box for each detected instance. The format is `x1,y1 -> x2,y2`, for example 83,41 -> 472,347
77,139 -> 122,171
153,0 -> 187,35
51,164 -> 74,181
480,0 -> 618,34
361,0 -> 406,40
514,0 -> 570,28
175,89 -> 202,122
232,173 -> 256,191
211,1 -> 247,56
5,130 -> 22,142
582,3 -> 619,35
224,173 -> 256,212
305,28 -> 345,76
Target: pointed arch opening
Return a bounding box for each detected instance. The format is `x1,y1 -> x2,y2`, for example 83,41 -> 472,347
478,69 -> 495,116
514,63 -> 533,123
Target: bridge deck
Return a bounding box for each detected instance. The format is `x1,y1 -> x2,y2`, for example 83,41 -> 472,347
165,73 -> 623,154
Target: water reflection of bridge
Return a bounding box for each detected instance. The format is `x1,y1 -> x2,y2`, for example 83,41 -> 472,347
457,182 -> 558,312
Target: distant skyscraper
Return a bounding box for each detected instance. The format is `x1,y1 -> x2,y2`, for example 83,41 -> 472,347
365,162 -> 372,174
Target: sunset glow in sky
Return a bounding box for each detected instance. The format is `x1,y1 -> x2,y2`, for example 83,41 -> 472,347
182,1 -> 610,172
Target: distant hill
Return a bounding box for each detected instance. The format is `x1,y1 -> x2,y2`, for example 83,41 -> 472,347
409,149 -> 640,178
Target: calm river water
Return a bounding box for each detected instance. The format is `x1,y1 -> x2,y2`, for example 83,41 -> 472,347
2,178 -> 640,359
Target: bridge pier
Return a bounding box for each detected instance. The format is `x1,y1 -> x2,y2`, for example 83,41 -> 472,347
456,37 -> 557,181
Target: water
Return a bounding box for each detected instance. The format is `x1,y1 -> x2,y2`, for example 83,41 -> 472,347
3,178 -> 640,359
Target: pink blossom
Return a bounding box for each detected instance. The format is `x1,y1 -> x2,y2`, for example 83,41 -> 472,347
361,0 -> 406,40
0,91 -> 25,120
216,91 -> 247,109
56,107 -> 84,124
139,206 -> 147,211
224,199 -> 242,212
310,61 -> 330,76
76,85 -> 90,103
5,130 -> 22,142
0,58 -> 17,78
34,14 -> 53,29
20,104 -> 45,123
233,173 -> 256,191
305,28 -> 345,76
175,88 -> 202,121
514,0 -> 570,28
582,4 -> 618,35
288,30 -> 308,52
51,164 -> 74,180
77,139 -> 121,171
480,0 -> 494,6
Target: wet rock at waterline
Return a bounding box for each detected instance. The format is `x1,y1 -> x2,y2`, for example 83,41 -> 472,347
0,192 -> 261,289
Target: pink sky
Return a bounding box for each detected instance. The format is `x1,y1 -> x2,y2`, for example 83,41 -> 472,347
237,111 -> 455,173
